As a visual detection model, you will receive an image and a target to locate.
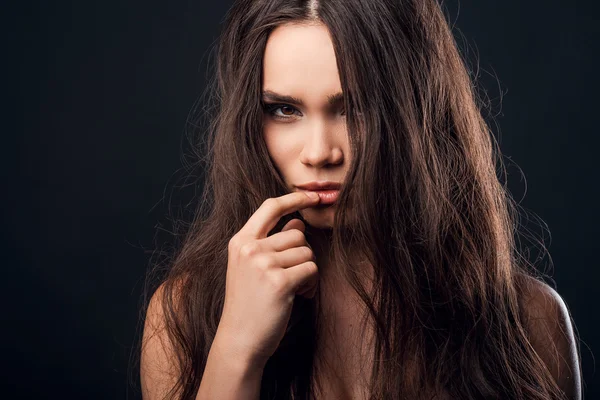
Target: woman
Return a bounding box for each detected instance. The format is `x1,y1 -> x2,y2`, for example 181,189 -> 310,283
138,0 -> 582,399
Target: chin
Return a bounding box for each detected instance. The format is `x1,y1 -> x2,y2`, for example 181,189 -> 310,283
301,207 -> 335,227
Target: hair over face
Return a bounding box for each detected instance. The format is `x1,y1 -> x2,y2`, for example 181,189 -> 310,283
135,1 -> 577,399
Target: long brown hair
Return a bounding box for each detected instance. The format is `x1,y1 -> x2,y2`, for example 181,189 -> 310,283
133,0 -> 578,398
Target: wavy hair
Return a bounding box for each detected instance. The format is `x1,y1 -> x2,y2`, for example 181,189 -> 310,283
133,0 -> 576,398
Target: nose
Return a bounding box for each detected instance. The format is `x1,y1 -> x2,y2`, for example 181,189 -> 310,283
299,120 -> 344,168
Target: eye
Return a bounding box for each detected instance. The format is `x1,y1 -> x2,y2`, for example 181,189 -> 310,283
262,103 -> 346,121
263,103 -> 300,120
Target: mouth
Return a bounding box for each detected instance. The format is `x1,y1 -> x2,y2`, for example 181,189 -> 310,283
295,181 -> 342,191
299,189 -> 339,205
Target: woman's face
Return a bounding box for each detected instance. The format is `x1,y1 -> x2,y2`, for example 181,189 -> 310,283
262,22 -> 350,229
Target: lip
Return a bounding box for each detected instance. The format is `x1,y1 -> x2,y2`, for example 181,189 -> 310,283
295,181 -> 342,191
306,189 -> 339,205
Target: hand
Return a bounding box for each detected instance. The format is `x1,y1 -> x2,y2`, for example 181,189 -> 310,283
216,191 -> 321,366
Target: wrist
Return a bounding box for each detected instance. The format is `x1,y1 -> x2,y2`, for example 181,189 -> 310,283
212,329 -> 269,373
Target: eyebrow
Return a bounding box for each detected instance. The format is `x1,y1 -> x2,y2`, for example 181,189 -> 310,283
261,90 -> 344,107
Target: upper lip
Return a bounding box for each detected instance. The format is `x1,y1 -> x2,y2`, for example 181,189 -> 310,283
296,181 -> 342,191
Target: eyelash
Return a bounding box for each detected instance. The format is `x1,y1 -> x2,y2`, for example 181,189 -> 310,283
262,103 -> 345,121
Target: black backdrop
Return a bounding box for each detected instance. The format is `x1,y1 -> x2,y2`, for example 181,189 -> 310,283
4,1 -> 599,399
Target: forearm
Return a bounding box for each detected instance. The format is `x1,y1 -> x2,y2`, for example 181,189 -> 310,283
196,333 -> 266,400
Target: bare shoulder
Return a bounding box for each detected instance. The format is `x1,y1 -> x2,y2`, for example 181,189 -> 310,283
140,280 -> 185,400
521,277 -> 582,400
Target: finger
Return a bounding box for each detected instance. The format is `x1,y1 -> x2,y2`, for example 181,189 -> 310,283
272,246 -> 315,269
242,192 -> 320,239
281,218 -> 305,233
278,219 -> 315,257
260,227 -> 310,252
284,260 -> 319,294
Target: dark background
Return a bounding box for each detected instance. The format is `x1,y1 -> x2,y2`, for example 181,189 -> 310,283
4,0 -> 598,398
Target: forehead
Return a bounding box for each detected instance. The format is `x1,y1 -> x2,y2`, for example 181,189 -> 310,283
262,23 -> 342,99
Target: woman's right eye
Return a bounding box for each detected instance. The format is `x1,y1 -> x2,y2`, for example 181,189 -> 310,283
263,103 -> 299,120
262,103 -> 347,121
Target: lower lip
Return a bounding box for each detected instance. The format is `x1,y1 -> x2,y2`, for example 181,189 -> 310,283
303,189 -> 339,205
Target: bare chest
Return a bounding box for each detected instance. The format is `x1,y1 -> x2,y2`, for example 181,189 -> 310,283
310,286 -> 452,400
311,283 -> 375,400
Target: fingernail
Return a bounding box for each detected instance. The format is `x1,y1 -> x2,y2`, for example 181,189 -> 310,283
307,192 -> 319,200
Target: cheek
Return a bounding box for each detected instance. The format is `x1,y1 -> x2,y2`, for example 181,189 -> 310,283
264,129 -> 299,165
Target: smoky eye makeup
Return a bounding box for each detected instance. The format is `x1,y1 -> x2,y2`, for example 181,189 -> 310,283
262,103 -> 300,120
261,102 -> 345,121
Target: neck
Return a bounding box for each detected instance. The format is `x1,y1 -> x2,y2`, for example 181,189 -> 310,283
303,224 -> 374,293
304,224 -> 335,278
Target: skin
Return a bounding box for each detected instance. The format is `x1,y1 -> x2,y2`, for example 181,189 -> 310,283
261,21 -> 352,282
141,18 -> 581,400
261,21 -> 375,398
259,22 -> 582,400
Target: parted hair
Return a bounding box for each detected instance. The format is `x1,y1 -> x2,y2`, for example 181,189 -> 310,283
134,0 -> 574,399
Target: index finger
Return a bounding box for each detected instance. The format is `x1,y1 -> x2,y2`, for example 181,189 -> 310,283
242,191 -> 320,239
